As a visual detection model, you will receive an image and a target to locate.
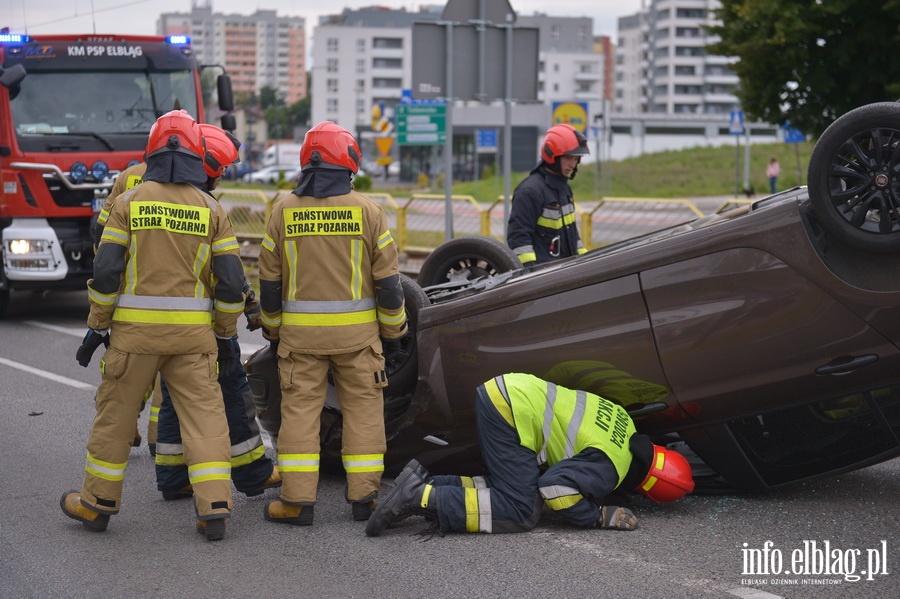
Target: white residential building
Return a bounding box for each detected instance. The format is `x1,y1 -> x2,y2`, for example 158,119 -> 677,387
158,2 -> 307,105
614,0 -> 739,115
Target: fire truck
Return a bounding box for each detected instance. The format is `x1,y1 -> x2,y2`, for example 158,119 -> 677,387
0,32 -> 235,316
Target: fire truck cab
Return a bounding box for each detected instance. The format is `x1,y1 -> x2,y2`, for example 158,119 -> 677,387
0,32 -> 234,316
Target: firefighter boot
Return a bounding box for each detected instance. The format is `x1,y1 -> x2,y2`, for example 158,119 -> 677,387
246,465 -> 283,497
60,491 -> 110,532
132,426 -> 142,448
365,459 -> 435,537
263,501 -> 314,526
196,517 -> 227,541
162,485 -> 194,501
351,462 -> 430,521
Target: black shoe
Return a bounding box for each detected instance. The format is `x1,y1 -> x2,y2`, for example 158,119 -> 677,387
365,460 -> 430,537
351,500 -> 376,521
198,517 -> 227,541
162,485 -> 193,501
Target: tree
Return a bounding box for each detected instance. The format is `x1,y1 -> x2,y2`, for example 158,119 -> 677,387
706,0 -> 900,137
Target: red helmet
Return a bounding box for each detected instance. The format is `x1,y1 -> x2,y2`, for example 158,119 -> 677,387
199,124 -> 241,178
300,121 -> 361,173
541,123 -> 590,163
146,110 -> 205,159
637,445 -> 695,503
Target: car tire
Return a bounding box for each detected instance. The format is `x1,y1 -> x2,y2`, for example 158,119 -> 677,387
807,101 -> 900,253
383,274 -> 427,418
416,236 -> 522,288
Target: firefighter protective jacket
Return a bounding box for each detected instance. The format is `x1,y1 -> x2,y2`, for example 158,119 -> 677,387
507,164 -> 587,265
258,188 -> 407,354
482,372 -> 652,528
88,180 -> 245,353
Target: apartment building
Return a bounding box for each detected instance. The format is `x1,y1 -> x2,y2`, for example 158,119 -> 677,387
614,0 -> 739,115
157,2 -> 307,105
312,7 -> 608,128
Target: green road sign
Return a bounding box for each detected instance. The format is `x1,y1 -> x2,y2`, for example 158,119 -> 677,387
396,104 -> 446,145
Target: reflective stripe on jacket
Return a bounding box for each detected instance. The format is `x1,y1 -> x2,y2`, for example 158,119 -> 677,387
482,372 -> 636,484
258,189 -> 406,354
507,165 -> 585,265
88,180 -> 243,354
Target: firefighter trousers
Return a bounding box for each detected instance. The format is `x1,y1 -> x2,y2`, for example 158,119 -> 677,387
276,343 -> 387,504
155,337 -> 274,495
80,348 -> 233,519
431,386 -> 543,533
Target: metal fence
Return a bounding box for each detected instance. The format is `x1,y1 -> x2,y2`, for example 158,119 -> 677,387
214,187 -> 753,287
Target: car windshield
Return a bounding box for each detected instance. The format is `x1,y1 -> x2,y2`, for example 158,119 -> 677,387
10,70 -> 198,137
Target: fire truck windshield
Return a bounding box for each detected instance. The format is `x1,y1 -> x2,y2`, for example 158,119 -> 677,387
11,70 -> 198,140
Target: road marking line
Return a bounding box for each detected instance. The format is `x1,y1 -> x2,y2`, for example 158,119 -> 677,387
0,356 -> 95,390
23,320 -> 83,337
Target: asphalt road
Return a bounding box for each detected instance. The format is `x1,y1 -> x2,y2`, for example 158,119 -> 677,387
1,289 -> 897,599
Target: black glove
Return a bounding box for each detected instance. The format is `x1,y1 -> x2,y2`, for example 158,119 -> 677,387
244,288 -> 262,331
216,336 -> 238,378
381,337 -> 402,357
76,329 -> 109,367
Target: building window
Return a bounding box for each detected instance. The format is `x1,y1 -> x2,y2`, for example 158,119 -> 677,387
551,26 -> 560,42
356,59 -> 365,74
327,98 -> 338,113
355,79 -> 365,93
357,38 -> 366,52
372,37 -> 403,49
327,78 -> 338,93
327,58 -> 338,73
327,38 -> 338,52
372,78 -> 402,89
373,57 -> 402,69
674,65 -> 695,75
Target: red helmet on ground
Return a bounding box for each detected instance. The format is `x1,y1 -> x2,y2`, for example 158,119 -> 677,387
199,124 -> 241,178
637,445 -> 695,503
146,110 -> 205,159
541,123 -> 590,163
300,121 -> 361,173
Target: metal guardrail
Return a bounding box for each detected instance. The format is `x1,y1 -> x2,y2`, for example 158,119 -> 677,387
217,186 -> 736,287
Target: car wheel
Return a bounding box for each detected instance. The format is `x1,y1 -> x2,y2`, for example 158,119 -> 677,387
807,101 -> 900,253
383,274 -> 427,418
416,236 -> 522,287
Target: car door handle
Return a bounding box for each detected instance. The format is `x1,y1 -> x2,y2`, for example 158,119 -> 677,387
815,354 -> 879,375
625,402 -> 669,418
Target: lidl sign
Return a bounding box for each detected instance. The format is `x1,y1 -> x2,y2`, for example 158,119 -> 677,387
551,102 -> 589,132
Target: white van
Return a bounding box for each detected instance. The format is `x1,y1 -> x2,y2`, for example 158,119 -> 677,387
262,143 -> 302,167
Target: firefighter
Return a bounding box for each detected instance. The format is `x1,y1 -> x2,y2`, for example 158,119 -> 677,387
62,110 -> 244,542
365,372 -> 695,537
507,124 -> 590,265
154,124 -> 281,501
92,159 -> 161,454
258,121 -> 407,526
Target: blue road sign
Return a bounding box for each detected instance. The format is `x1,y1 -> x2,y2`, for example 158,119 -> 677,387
783,123 -> 805,144
475,128 -> 498,153
729,110 -> 745,135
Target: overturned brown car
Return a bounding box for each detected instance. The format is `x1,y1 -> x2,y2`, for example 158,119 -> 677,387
247,102 -> 900,492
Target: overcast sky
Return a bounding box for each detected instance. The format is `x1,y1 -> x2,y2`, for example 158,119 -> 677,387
6,0 -> 646,40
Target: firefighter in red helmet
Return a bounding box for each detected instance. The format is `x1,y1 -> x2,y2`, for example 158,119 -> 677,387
259,121 -> 407,526
507,123 -> 590,266
366,372 -> 694,537
154,123 -> 282,504
64,110 -> 243,541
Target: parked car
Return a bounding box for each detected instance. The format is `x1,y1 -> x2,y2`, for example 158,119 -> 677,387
247,102 -> 900,493
243,164 -> 299,185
